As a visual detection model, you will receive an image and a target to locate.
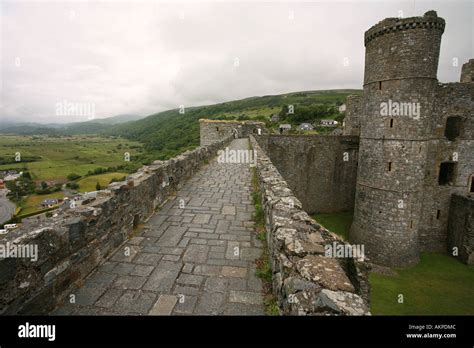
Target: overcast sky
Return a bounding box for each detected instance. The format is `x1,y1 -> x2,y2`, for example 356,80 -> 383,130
0,0 -> 472,124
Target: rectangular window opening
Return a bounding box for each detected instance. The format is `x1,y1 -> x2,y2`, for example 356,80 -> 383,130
389,118 -> 394,128
388,162 -> 392,172
378,81 -> 382,90
438,162 -> 456,186
470,176 -> 474,193
436,210 -> 441,220
444,116 -> 462,141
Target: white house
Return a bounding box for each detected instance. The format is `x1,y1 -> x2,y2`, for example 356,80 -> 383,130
3,173 -> 21,181
320,119 -> 339,127
299,123 -> 314,130
279,124 -> 291,134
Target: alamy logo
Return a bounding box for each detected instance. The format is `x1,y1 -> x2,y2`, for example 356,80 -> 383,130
217,147 -> 257,167
55,100 -> 95,119
380,99 -> 420,120
324,242 -> 365,260
18,322 -> 56,341
0,243 -> 38,262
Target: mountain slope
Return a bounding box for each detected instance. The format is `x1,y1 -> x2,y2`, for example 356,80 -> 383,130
106,89 -> 361,159
0,114 -> 143,134
1,89 -> 361,159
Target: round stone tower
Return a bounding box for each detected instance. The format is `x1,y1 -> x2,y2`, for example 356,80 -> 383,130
350,11 -> 445,267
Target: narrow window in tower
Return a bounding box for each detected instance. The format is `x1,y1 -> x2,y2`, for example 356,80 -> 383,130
470,175 -> 474,193
436,210 -> 441,220
378,81 -> 382,90
388,162 -> 392,172
444,116 -> 463,141
216,127 -> 219,131
133,214 -> 140,228
390,119 -> 394,128
438,162 -> 456,185
410,220 -> 413,229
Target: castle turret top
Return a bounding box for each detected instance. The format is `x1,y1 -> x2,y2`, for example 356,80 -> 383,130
364,10 -> 445,46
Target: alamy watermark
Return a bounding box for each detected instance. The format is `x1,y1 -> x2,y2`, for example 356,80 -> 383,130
217,147 -> 257,167
55,100 -> 96,120
18,322 -> 55,341
380,99 -> 420,120
324,242 -> 365,260
0,242 -> 38,262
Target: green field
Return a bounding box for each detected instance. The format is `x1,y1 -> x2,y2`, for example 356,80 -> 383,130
313,211 -> 474,315
371,253 -> 474,315
0,135 -> 144,181
217,106 -> 281,120
19,191 -> 64,215
77,172 -> 127,192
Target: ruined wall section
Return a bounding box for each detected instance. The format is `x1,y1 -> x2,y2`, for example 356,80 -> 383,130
343,95 -> 363,136
419,82 -> 474,251
255,135 -> 359,214
461,59 -> 474,83
250,136 -> 370,315
199,119 -> 265,146
0,135 -> 234,314
447,193 -> 474,265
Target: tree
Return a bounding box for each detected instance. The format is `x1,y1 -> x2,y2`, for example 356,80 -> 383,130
66,182 -> 79,190
96,182 -> 101,191
67,173 -> 81,181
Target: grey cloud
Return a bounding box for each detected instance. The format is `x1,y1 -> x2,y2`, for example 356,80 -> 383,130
1,0 -> 472,124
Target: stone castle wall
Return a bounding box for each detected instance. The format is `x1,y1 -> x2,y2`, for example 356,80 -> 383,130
249,135 -> 370,315
447,194 -> 474,265
346,11 -> 473,266
343,95 -> 363,136
199,119 -> 265,146
461,59 -> 474,83
419,82 -> 474,252
0,135 -> 233,314
255,135 -> 359,214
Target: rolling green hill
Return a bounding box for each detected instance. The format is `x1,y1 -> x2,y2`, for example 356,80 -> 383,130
1,89 -> 362,161
106,89 -> 362,160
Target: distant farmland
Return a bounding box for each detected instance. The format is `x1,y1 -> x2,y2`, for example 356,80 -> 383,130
0,135 -> 145,181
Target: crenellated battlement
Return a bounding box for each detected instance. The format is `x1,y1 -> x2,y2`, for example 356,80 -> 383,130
364,11 -> 445,46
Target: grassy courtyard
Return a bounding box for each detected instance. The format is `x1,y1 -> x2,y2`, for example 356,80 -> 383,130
370,252 -> 474,315
313,211 -> 353,240
312,211 -> 474,315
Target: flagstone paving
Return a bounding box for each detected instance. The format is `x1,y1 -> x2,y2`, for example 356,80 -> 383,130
52,138 -> 265,315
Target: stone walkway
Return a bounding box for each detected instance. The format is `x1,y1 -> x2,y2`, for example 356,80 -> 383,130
53,138 -> 265,315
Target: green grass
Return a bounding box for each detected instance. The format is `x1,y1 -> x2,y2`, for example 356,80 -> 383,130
19,191 -> 64,215
312,211 -> 474,315
250,165 -> 279,315
216,106 -> 281,120
0,135 -> 144,181
76,172 -> 127,192
371,252 -> 474,315
312,211 -> 353,241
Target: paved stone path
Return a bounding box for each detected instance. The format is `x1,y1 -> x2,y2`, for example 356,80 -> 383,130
53,138 -> 265,315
